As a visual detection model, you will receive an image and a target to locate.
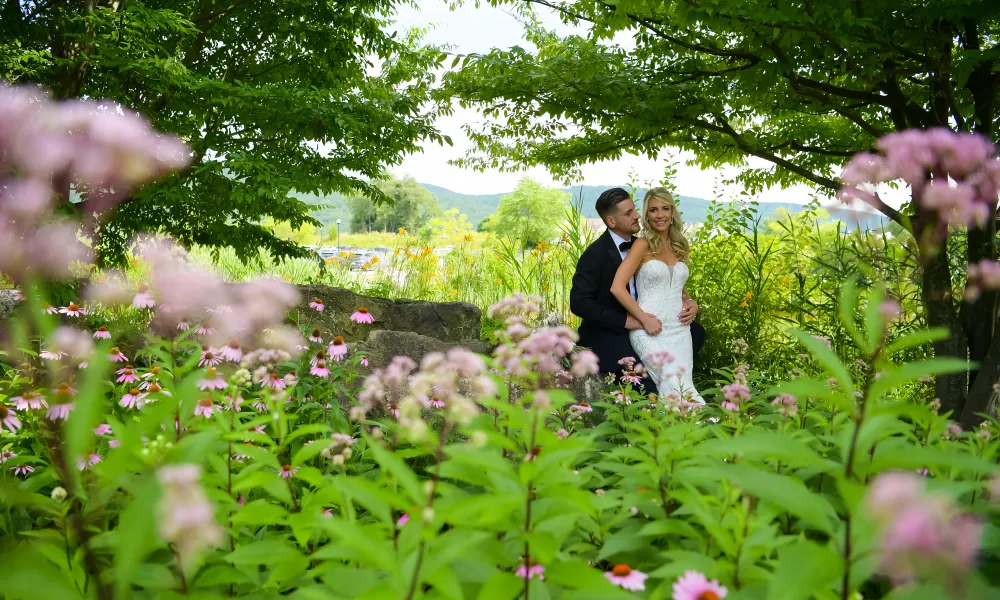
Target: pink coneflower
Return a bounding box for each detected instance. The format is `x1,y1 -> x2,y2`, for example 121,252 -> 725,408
322,508 -> 333,518
42,302 -> 59,314
194,397 -> 218,418
108,439 -> 121,448
251,400 -> 268,412
93,326 -> 111,339
198,368 -> 227,391
429,397 -> 445,408
233,442 -> 253,461
671,570 -> 728,600
0,404 -> 21,432
397,512 -> 410,527
360,356 -> 369,367
309,328 -> 323,343
350,307 -> 374,324
116,365 -> 139,384
12,391 -> 46,410
328,336 -> 348,361
279,465 -> 298,480
108,347 -> 128,362
264,372 -> 285,390
515,558 -> 546,580
311,349 -> 327,367
77,452 -> 101,470
59,302 -> 86,317
605,564 -> 648,591
283,370 -> 298,388
47,383 -> 75,420
39,349 -> 65,360
389,401 -> 399,418
252,425 -> 266,434
196,324 -> 215,336
225,395 -> 244,412
620,373 -> 642,385
133,284 -> 156,309
141,365 -> 162,381
570,401 -> 593,413
120,388 -> 147,409
0,450 -> 15,463
199,347 -> 222,367
145,382 -> 169,397
11,465 -> 34,476
177,320 -> 191,331
309,298 -> 324,312
94,423 -> 113,436
310,360 -> 330,378
220,338 -> 243,362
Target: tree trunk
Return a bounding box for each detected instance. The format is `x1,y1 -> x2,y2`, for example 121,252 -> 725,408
922,247 -> 968,414
965,223 -> 998,391
960,319 -> 1000,429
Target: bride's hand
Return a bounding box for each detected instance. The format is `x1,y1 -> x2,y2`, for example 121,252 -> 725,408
641,313 -> 662,336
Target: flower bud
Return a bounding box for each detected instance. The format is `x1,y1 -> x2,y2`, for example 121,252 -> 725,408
51,486 -> 67,501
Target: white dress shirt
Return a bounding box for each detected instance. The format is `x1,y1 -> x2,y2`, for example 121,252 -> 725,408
608,230 -> 638,301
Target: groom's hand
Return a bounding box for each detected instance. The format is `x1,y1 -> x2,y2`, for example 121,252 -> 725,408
679,300 -> 698,326
625,315 -> 643,331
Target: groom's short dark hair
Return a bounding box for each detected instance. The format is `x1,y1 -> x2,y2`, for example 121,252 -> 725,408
595,188 -> 632,223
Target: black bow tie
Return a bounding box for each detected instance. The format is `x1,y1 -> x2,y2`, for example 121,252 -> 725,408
618,240 -> 633,252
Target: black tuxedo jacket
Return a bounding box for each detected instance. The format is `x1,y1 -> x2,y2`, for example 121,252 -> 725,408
569,230 -> 706,376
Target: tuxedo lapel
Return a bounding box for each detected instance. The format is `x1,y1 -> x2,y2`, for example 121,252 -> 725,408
602,230 -> 622,266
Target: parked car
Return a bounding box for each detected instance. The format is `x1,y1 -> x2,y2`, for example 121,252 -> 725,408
317,246 -> 339,260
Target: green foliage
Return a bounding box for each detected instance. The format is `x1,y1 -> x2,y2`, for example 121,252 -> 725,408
0,1 -> 448,265
347,177 -> 443,234
480,178 -> 570,247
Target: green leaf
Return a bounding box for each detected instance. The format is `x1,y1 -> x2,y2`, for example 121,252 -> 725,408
232,499 -> 289,526
696,430 -> 837,472
767,541 -> 841,600
475,571 -> 524,600
544,560 -> 634,598
867,358 -> 970,404
65,347 -> 111,486
788,329 -> 857,400
837,277 -> 865,350
883,328 -> 949,358
367,441 -> 422,504
687,463 -> 837,533
292,439 -> 331,466
0,543 -> 85,599
285,423 -> 332,446
226,539 -> 302,566
114,476 -> 161,598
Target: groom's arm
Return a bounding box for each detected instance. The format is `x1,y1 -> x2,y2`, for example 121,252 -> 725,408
570,250 -> 629,332
679,287 -> 699,326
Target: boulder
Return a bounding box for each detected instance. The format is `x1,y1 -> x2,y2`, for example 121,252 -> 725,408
296,284 -> 483,345
0,290 -> 19,322
358,330 -> 492,369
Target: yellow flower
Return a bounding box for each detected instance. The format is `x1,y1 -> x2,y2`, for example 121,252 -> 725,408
394,248 -> 401,255
450,289 -> 458,297
362,262 -> 371,269
560,234 -> 570,244
536,240 -> 550,252
466,257 -> 475,264
398,227 -> 407,235
422,246 -> 433,256
371,256 -> 380,264
495,277 -> 503,285
541,283 -> 549,292
464,234 -> 474,243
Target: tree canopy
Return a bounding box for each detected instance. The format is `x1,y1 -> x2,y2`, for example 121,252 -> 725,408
1,0 -> 449,264
481,177 -> 569,247
445,0 -> 1000,422
348,177 -> 442,234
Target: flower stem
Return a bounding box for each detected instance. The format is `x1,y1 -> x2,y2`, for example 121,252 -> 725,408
404,420 -> 452,600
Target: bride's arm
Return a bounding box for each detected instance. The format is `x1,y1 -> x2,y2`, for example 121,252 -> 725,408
611,239 -> 661,335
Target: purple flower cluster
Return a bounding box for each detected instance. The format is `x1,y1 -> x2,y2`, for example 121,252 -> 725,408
867,472 -> 982,588
839,128 -> 1000,239
0,84 -> 188,281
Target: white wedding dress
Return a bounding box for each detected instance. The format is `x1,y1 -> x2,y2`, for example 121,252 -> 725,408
629,260 -> 705,404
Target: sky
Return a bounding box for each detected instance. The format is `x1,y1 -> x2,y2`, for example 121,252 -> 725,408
388,0 -> 837,205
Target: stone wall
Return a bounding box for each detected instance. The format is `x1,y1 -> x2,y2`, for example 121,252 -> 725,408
0,285 -> 490,369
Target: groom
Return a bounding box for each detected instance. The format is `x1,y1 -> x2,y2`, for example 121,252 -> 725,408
569,187 -> 705,393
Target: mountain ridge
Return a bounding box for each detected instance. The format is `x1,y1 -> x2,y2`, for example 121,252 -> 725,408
297,182 -> 888,231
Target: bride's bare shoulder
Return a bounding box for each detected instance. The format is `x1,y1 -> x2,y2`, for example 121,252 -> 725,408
632,237 -> 650,250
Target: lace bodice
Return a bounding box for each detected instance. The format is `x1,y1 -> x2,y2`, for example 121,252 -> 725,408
635,260 -> 688,325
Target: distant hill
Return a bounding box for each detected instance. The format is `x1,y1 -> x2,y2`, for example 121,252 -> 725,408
295,183 -> 888,232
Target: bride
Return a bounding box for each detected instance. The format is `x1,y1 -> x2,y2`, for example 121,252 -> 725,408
610,188 -> 705,404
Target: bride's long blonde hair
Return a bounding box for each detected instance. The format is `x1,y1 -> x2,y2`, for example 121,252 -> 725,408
641,187 -> 690,263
